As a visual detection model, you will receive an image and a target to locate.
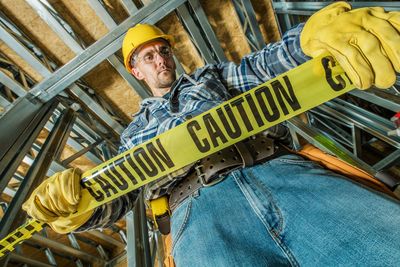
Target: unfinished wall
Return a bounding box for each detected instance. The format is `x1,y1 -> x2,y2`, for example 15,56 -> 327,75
252,0 -> 281,42
0,0 -> 75,66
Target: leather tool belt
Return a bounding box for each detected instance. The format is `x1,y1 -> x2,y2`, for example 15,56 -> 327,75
169,134 -> 291,213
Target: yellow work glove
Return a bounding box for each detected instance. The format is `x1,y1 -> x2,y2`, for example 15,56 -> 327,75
300,2 -> 400,89
22,168 -> 93,234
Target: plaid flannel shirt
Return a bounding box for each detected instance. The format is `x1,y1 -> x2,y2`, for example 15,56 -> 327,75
78,23 -> 310,231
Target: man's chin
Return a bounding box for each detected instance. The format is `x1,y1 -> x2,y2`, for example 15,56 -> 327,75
158,73 -> 176,87
157,79 -> 174,88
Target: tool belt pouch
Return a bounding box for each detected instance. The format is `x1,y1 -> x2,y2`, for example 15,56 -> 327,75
155,213 -> 171,235
150,196 -> 171,235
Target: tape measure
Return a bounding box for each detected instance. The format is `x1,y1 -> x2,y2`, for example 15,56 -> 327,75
0,54 -> 355,257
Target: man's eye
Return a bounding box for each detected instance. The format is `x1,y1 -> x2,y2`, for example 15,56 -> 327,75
160,47 -> 170,55
144,54 -> 153,61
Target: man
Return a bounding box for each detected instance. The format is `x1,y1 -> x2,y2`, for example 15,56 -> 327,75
23,2 -> 400,266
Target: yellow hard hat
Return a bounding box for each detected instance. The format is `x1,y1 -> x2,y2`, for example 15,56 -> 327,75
122,24 -> 174,72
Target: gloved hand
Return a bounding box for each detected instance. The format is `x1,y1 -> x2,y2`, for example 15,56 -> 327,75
22,168 -> 93,234
300,2 -> 400,89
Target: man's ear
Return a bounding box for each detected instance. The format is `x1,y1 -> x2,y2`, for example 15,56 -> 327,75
131,66 -> 144,80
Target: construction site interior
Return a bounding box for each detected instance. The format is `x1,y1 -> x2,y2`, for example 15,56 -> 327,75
0,0 -> 399,266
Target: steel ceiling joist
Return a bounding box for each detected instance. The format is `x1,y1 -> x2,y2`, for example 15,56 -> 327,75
0,67 -> 103,164
232,0 -> 265,51
0,95 -> 11,113
0,71 -> 27,98
176,0 -> 228,64
188,0 -> 226,63
121,0 -> 139,15
348,89 -> 400,113
30,234 -> 105,265
177,3 -> 216,64
272,1 -> 400,13
324,99 -> 400,149
272,1 -> 400,32
288,116 -> 376,174
0,10 -> 125,136
9,253 -> 55,267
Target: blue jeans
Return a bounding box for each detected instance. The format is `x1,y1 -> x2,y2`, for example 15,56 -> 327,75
170,154 -> 400,266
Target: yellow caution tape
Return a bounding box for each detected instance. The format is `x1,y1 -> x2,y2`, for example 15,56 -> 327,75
0,54 -> 355,257
0,220 -> 44,256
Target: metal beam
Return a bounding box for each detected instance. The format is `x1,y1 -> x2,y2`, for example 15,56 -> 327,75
232,0 -> 265,51
188,0 -> 226,62
323,99 -> 400,149
126,211 -> 136,266
0,95 -> 11,113
0,100 -> 57,195
373,149 -> 400,171
9,253 -> 54,267
275,0 -> 292,31
86,0 -> 118,29
86,230 -> 125,250
121,0 -> 139,15
68,86 -> 125,135
26,0 -> 83,53
30,234 -> 105,265
0,71 -> 27,97
3,187 -> 16,198
272,2 -> 400,13
307,111 -> 353,147
0,16 -> 125,135
0,73 -> 103,164
0,107 -> 76,239
62,139 -> 103,166
126,191 -> 151,267
44,120 -> 103,165
24,144 -> 66,176
351,126 -> 362,158
348,89 -> 400,113
288,116 -> 376,174
177,3 -> 215,64
0,24 -> 50,77
67,234 -> 85,267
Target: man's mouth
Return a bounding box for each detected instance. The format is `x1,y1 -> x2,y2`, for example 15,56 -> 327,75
158,69 -> 171,74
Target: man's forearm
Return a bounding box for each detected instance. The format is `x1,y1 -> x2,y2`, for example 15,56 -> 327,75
75,190 -> 138,231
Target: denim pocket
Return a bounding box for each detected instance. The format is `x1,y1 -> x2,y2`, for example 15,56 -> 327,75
275,154 -> 322,168
171,196 -> 192,254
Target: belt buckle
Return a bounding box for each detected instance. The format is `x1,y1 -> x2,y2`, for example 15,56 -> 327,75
195,164 -> 225,187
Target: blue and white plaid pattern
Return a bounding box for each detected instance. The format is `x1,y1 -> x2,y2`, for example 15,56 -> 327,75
78,23 -> 310,231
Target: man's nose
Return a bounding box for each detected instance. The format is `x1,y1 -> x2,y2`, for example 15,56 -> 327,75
155,52 -> 167,65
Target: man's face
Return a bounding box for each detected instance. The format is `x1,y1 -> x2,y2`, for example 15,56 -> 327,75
130,39 -> 176,95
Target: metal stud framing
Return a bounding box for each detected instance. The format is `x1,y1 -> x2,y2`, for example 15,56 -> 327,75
270,0 -> 400,173
231,0 -> 265,51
